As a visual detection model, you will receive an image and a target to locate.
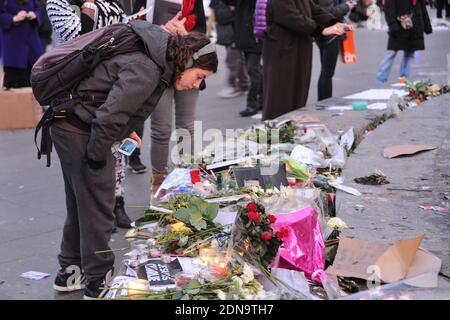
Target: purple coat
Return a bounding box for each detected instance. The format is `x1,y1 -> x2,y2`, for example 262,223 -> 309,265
0,0 -> 43,68
253,0 -> 267,39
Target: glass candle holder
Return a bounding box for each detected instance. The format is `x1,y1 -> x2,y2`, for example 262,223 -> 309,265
208,256 -> 229,279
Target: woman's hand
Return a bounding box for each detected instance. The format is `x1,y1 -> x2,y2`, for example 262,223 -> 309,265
27,11 -> 37,20
322,23 -> 352,36
13,10 -> 27,23
127,131 -> 142,149
161,11 -> 188,36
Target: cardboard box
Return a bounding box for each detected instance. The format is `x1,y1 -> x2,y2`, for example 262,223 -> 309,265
0,88 -> 43,129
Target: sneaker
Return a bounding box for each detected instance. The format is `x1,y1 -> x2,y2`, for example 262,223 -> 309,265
53,266 -> 86,292
128,156 -> 147,174
217,87 -> 245,99
83,269 -> 114,300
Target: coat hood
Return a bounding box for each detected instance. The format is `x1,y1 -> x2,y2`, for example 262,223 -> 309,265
130,20 -> 169,70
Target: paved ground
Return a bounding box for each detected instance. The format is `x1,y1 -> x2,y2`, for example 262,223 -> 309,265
0,20 -> 449,299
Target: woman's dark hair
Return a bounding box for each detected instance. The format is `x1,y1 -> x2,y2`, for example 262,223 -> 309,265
166,32 -> 218,80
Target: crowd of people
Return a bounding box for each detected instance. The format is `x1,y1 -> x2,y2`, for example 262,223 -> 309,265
0,0 -> 436,299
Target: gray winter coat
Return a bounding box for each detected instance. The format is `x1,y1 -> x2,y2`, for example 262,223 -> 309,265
72,21 -> 175,163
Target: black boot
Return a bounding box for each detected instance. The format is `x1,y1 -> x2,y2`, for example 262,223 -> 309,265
113,197 -> 132,229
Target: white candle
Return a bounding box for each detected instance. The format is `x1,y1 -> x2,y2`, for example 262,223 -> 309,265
127,279 -> 149,298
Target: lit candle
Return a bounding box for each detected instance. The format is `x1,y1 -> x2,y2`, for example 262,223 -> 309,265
209,257 -> 228,279
127,279 -> 149,299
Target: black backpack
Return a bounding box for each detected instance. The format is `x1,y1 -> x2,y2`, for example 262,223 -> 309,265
32,23 -> 145,167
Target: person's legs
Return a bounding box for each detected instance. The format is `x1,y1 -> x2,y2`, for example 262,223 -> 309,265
437,0 -> 444,18
376,50 -> 397,83
218,46 -> 248,98
240,52 -> 262,116
51,125 -> 115,284
399,50 -> 415,78
174,89 -> 199,164
151,87 -> 174,174
150,88 -> 174,202
111,143 -> 132,228
317,39 -> 340,101
128,121 -> 147,174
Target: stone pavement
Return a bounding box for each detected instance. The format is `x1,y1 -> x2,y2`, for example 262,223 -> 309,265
0,27 -> 449,299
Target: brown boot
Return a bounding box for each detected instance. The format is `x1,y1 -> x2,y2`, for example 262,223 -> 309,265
150,172 -> 167,205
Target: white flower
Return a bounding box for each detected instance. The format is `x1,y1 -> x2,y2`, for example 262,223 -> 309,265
242,263 -> 255,284
214,289 -> 227,300
327,217 -> 348,231
231,276 -> 244,289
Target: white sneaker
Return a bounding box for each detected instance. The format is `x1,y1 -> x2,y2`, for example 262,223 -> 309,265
217,87 -> 245,99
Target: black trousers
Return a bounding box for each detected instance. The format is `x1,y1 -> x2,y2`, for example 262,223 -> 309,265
3,66 -> 31,89
244,52 -> 263,110
437,0 -> 450,18
316,38 -> 341,101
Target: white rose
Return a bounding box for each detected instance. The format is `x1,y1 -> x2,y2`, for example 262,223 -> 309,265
327,217 -> 348,231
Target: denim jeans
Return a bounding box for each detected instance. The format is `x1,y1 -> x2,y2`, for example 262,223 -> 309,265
376,50 -> 415,83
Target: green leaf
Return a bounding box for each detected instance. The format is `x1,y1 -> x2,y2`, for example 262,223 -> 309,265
187,288 -> 201,295
181,294 -> 191,300
172,290 -> 183,300
203,203 -> 219,221
188,279 -> 202,289
174,207 -> 195,224
189,211 -> 207,230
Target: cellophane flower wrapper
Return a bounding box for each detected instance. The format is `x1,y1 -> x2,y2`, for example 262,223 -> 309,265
271,207 -> 326,283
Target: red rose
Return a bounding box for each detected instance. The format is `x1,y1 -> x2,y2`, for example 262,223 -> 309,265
247,202 -> 258,213
248,211 -> 261,223
261,232 -> 273,241
268,214 -> 277,224
276,228 -> 289,240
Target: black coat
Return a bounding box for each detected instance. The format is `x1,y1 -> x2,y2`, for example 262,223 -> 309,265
385,0 -> 432,51
223,0 -> 261,53
210,0 -> 235,45
262,0 -> 336,120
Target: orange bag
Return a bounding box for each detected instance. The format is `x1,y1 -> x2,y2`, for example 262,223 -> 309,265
341,31 -> 357,64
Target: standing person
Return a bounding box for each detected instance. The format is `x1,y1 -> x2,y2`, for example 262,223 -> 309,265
223,0 -> 263,117
47,21 -> 218,298
375,0 -> 432,84
149,0 -> 207,203
262,0 -> 350,120
47,0 -> 133,230
0,0 -> 44,89
436,0 -> 449,20
315,0 -> 355,101
210,0 -> 248,98
36,0 -> 52,51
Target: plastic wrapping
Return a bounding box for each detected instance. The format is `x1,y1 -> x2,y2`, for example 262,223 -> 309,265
271,207 -> 326,282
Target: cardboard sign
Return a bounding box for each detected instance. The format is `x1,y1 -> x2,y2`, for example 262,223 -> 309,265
136,258 -> 183,288
383,144 -> 436,158
0,88 -> 42,129
329,236 -> 442,287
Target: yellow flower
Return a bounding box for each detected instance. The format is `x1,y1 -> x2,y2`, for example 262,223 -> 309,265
327,217 -> 348,231
170,222 -> 192,234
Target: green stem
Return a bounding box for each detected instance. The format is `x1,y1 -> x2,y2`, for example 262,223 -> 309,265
95,246 -> 130,254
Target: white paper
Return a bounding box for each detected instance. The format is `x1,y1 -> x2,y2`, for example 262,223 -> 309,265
105,276 -> 135,299
344,89 -> 407,100
20,271 -> 51,280
205,195 -> 245,204
327,105 -> 353,111
155,168 -> 191,197
368,102 -> 388,110
340,128 -> 355,150
329,178 -> 361,196
213,211 -> 238,226
271,268 -> 312,298
290,145 -> 325,167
